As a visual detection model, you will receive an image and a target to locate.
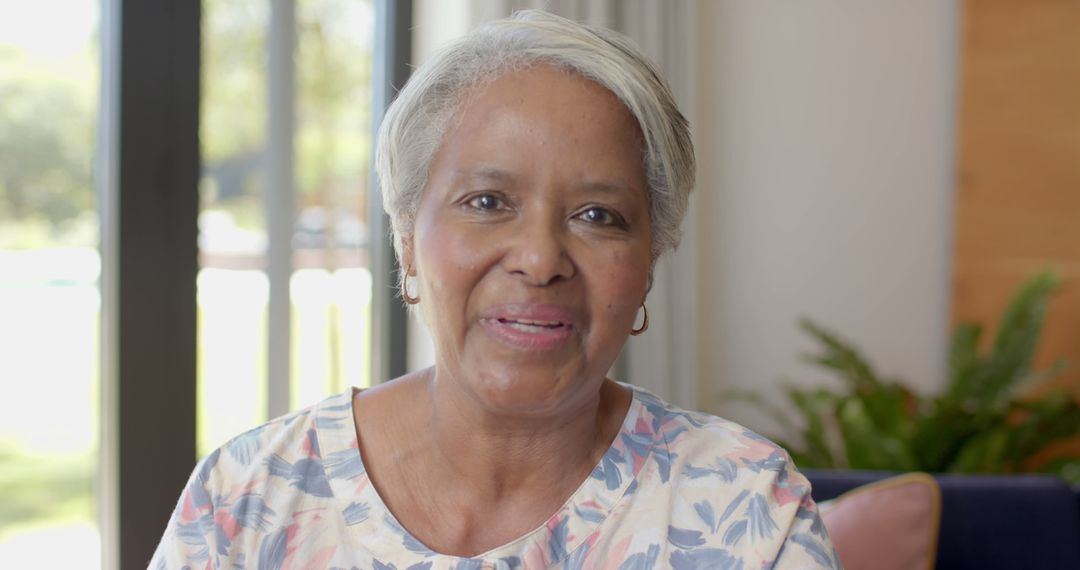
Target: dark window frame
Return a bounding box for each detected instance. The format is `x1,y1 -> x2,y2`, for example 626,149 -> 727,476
370,0 -> 412,384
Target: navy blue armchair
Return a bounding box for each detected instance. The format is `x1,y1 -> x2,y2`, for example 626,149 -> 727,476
805,470 -> 1080,569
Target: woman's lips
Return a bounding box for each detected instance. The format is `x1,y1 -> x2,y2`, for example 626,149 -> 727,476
479,304 -> 575,351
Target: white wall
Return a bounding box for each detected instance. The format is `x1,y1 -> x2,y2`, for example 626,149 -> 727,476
408,1 -> 961,433
693,1 -> 959,429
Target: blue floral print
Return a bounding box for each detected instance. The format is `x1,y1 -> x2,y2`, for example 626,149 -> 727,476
151,385 -> 838,568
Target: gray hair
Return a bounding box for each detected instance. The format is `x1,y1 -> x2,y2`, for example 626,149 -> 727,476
375,9 -> 695,281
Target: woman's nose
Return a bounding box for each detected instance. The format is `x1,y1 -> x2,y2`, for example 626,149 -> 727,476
502,214 -> 575,287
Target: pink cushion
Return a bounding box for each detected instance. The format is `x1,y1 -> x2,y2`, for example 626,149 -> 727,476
818,472 -> 941,570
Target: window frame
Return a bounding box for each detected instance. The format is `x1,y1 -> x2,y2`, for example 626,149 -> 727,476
98,1 -> 412,567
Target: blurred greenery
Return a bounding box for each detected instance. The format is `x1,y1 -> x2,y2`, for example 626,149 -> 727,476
735,270 -> 1080,483
1,0 -> 102,544
0,40 -> 97,249
201,0 -> 374,232
0,0 -> 375,245
0,443 -> 94,535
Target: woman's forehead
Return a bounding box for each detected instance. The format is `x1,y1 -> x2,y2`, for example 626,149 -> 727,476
439,69 -> 643,158
453,64 -> 639,134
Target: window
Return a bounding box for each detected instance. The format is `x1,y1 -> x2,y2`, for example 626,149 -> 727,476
0,0 -> 103,567
1,1 -> 410,567
198,0 -> 377,455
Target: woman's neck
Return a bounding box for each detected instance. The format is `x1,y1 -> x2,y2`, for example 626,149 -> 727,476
353,367 -> 632,556
423,367 -> 629,502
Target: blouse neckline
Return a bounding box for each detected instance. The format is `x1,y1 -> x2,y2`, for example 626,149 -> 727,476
315,384 -> 656,566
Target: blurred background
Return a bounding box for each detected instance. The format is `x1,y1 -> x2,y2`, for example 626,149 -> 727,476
2,0 -> 378,565
1,0 -> 1077,568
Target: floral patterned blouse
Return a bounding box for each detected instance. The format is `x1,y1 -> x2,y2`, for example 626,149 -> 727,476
151,385 -> 839,569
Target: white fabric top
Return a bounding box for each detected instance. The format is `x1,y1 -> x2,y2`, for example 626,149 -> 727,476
152,385 -> 838,569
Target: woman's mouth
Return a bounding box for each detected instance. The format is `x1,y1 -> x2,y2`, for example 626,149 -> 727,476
480,305 -> 575,351
501,318 -> 564,333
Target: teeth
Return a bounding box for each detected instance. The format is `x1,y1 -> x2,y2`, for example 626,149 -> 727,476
499,318 -> 567,333
507,322 -> 549,333
515,319 -> 557,326
498,318 -> 561,327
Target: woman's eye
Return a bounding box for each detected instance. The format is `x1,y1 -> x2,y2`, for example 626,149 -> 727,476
467,194 -> 502,210
578,207 -> 620,226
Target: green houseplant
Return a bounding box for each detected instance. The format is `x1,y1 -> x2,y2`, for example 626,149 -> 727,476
738,271 -> 1080,483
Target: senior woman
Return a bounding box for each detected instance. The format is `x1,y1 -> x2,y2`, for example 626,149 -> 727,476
153,11 -> 837,569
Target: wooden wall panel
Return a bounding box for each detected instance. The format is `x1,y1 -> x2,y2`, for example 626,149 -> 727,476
953,0 -> 1080,388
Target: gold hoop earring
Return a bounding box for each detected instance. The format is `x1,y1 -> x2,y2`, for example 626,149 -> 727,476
630,302 -> 649,336
401,270 -> 420,305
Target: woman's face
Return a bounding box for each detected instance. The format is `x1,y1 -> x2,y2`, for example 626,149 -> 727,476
407,64 -> 652,417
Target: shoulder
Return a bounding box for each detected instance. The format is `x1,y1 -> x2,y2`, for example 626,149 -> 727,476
191,389 -> 355,506
628,384 -> 812,502
626,387 -> 838,567
151,391 -> 359,567
630,386 -> 791,461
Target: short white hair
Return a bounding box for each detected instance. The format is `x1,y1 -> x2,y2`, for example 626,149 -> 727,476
375,9 -> 695,284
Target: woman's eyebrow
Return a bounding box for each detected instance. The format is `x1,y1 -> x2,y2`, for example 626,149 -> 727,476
577,180 -> 649,201
453,167 -> 515,184
451,168 -> 639,196
579,181 -> 636,194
